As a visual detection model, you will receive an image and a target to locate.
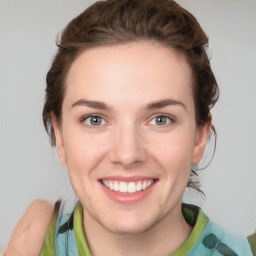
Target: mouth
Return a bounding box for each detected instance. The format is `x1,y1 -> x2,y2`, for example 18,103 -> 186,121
101,179 -> 157,194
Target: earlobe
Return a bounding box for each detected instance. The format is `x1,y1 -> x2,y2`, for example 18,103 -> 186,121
51,112 -> 67,165
192,116 -> 212,166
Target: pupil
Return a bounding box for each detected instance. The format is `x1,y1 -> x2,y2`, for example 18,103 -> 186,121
90,117 -> 101,125
156,116 -> 166,125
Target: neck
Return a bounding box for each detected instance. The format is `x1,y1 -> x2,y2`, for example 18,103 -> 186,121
83,203 -> 192,256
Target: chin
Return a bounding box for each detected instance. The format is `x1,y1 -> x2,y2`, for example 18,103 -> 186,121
103,222 -> 153,235
99,211 -> 162,235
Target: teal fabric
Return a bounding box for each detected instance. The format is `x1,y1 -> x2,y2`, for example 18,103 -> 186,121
54,209 -> 80,255
187,221 -> 252,255
41,201 -> 253,256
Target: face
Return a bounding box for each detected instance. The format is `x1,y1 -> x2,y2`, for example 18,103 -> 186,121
53,42 -> 210,234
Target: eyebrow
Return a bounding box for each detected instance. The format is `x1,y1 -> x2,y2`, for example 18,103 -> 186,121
145,99 -> 186,111
71,98 -> 186,111
71,99 -> 110,110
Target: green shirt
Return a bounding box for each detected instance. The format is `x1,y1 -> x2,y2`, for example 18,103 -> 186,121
38,201 -> 254,255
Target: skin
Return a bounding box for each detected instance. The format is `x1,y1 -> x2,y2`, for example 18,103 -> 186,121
53,42 -> 211,255
6,200 -> 53,256
6,41 -> 211,256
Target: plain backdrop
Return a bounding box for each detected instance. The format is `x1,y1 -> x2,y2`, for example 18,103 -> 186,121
0,0 -> 256,251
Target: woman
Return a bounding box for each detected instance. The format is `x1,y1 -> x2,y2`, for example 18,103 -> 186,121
5,0 -> 255,255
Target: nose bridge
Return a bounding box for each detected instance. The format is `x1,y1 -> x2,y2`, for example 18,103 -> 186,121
110,120 -> 146,167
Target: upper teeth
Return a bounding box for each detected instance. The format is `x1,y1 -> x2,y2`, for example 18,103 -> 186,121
102,180 -> 154,193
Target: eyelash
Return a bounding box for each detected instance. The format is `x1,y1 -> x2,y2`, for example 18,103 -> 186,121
148,114 -> 175,127
80,114 -> 175,128
80,114 -> 107,128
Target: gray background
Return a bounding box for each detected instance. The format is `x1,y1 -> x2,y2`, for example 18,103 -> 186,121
0,0 -> 256,252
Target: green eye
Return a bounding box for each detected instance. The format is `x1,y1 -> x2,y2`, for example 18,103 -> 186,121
150,115 -> 172,126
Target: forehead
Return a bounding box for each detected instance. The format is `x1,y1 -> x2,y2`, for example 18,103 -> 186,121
64,42 -> 194,108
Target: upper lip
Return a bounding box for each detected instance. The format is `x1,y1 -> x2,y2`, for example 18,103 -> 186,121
99,175 -> 158,182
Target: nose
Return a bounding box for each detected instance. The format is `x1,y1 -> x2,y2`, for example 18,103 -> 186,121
109,124 -> 147,169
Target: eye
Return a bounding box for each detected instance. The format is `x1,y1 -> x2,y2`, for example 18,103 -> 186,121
149,115 -> 173,126
83,115 -> 106,127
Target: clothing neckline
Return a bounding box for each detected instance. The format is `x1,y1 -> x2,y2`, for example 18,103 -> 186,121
73,202 -> 208,256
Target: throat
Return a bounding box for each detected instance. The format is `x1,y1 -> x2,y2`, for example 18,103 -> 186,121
82,202 -> 192,256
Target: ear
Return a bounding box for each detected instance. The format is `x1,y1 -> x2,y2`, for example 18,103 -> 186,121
192,115 -> 212,165
51,112 -> 67,165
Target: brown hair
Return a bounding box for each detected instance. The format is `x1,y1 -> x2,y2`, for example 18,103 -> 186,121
42,0 -> 219,191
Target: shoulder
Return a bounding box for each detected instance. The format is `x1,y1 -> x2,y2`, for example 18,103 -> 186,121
204,220 -> 253,255
6,200 -> 54,256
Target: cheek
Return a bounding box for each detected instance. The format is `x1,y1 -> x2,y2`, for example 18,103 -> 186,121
150,132 -> 195,175
63,133 -> 104,195
62,128 -> 108,174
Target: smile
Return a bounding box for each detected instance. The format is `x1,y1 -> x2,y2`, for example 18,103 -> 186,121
101,179 -> 154,194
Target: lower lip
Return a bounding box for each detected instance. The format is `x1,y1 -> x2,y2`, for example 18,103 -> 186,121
100,181 -> 157,204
